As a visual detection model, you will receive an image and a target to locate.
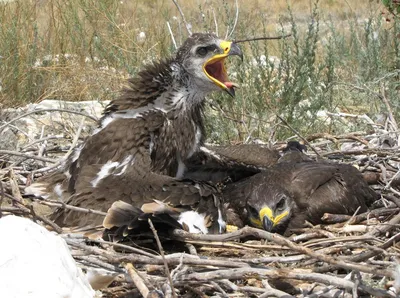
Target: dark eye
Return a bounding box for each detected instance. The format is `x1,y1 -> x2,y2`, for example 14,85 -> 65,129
196,47 -> 208,56
276,198 -> 285,211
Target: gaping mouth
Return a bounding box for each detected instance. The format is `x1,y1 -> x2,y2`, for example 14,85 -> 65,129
204,58 -> 239,97
205,58 -> 228,85
203,41 -> 242,97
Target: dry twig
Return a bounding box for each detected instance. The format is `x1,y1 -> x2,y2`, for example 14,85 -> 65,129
124,263 -> 150,297
148,219 -> 177,298
171,0 -> 192,36
0,108 -> 97,132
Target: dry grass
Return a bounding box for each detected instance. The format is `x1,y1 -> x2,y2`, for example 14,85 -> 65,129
0,0 -> 383,105
1,0 -> 398,143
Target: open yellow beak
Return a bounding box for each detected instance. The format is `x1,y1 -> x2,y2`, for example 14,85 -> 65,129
203,40 -> 243,97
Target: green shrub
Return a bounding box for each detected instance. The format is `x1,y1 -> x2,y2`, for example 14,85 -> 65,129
0,0 -> 398,144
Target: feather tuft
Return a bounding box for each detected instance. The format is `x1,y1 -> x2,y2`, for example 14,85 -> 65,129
103,201 -> 142,229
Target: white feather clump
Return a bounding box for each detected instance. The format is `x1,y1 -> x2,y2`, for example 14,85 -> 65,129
0,215 -> 95,298
178,210 -> 209,234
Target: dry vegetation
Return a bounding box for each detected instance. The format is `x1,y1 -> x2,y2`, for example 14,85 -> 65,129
1,0 -> 399,142
1,0 -> 400,297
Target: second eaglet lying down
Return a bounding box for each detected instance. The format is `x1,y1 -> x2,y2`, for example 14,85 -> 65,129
102,141 -> 312,241
224,161 -> 378,235
25,33 -> 245,235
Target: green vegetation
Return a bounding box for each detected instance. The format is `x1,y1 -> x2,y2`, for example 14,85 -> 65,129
0,0 -> 399,143
382,0 -> 400,17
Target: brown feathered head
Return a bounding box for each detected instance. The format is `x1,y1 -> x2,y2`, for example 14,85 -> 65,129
246,183 -> 295,232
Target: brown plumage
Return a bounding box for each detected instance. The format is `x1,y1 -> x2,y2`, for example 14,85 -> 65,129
223,161 -> 378,235
184,141 -> 310,184
101,141 -> 310,241
184,144 -> 281,183
25,33 -> 244,235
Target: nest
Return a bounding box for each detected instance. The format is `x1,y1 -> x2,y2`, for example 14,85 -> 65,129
0,103 -> 400,297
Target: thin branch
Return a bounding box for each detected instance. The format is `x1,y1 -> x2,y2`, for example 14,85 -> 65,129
37,125 -> 46,165
74,255 -> 123,273
124,263 -> 150,297
212,8 -> 218,36
379,82 -> 398,133
366,212 -> 400,237
210,281 -> 229,298
66,238 -> 250,268
385,168 -> 400,190
148,219 -> 177,298
21,136 -> 64,151
0,181 -> 4,218
167,21 -> 178,50
174,268 -> 393,297
63,235 -> 157,259
0,150 -> 57,163
65,116 -> 85,159
227,0 -> 239,38
321,147 -> 399,157
2,194 -> 63,233
170,253 -> 185,280
314,231 -> 400,273
275,114 -> 321,157
27,202 -> 63,234
171,0 -> 192,35
0,108 -> 97,132
171,227 -> 394,278
34,198 -> 107,217
234,34 -> 292,43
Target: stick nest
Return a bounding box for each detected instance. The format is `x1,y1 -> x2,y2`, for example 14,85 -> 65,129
1,104 -> 400,297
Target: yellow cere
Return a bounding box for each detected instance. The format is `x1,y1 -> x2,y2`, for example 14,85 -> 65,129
273,210 -> 289,225
258,207 -> 289,227
259,206 -> 273,220
219,41 -> 232,55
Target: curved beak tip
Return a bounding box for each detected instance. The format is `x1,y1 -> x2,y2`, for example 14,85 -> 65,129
262,216 -> 274,232
228,43 -> 243,61
225,87 -> 235,98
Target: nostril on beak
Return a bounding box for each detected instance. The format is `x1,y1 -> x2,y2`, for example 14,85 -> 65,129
262,216 -> 274,231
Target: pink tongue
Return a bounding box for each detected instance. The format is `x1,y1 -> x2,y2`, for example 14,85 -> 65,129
224,82 -> 234,88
